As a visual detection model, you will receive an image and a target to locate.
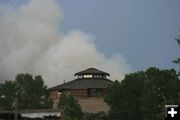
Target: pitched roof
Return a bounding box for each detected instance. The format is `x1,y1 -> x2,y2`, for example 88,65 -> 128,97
48,78 -> 113,91
74,68 -> 110,76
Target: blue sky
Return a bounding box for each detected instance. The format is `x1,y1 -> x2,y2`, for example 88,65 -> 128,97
1,0 -> 180,71
58,0 -> 180,71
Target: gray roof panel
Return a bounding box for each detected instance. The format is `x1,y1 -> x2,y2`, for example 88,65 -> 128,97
74,68 -> 110,76
48,78 -> 113,91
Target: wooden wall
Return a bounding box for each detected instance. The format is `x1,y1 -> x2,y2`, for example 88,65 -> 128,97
49,91 -> 59,100
71,89 -> 88,97
77,97 -> 109,113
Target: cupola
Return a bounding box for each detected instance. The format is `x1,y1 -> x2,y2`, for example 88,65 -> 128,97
74,68 -> 110,79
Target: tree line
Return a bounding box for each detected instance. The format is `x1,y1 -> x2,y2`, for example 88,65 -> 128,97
0,74 -> 53,110
1,68 -> 179,120
105,67 -> 180,120
104,32 -> 180,120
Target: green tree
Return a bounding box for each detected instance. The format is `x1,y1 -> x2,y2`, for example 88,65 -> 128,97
105,71 -> 146,120
105,67 -> 180,120
58,93 -> 83,120
0,73 -> 53,110
173,31 -> 180,75
59,92 -> 67,110
143,68 -> 180,120
0,80 -> 16,110
16,73 -> 52,109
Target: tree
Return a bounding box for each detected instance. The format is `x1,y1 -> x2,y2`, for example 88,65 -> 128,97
15,73 -> 53,109
173,31 -> 180,75
143,68 -> 180,120
0,73 -> 53,110
58,93 -> 83,120
105,67 -> 180,120
105,71 -> 146,120
0,80 -> 16,110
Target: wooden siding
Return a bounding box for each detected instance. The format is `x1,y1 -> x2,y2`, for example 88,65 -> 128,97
71,89 -> 88,97
77,97 -> 109,113
49,91 -> 59,100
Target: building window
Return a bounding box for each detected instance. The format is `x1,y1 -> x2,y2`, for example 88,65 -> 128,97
78,75 -> 83,78
102,75 -> 106,78
88,88 -> 103,97
94,75 -> 102,78
84,75 -> 92,78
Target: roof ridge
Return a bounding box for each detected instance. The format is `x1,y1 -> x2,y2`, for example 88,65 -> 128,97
74,68 -> 110,76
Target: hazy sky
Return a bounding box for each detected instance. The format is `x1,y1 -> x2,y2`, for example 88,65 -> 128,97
0,0 -> 180,71
57,0 -> 180,71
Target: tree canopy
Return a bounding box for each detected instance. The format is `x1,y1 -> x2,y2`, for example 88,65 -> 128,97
105,67 -> 180,120
58,93 -> 83,120
0,80 -> 16,110
173,31 -> 180,75
0,73 -> 53,110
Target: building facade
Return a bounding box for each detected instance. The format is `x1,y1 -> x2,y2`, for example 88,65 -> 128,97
48,68 -> 113,112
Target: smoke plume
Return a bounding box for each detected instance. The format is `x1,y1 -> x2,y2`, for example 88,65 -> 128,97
0,0 -> 132,87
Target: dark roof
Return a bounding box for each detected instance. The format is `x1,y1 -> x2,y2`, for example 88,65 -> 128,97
48,78 -> 113,91
48,84 -> 61,91
74,68 -> 110,76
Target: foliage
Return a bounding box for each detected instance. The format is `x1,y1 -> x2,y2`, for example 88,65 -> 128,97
0,73 -> 53,110
58,92 -> 67,109
143,68 -> 179,120
83,112 -> 108,120
15,74 -> 52,109
0,80 -> 16,110
173,31 -> 180,75
105,67 -> 180,120
58,93 -> 83,120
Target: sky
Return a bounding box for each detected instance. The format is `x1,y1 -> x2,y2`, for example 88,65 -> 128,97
0,0 -> 179,86
57,0 -> 180,70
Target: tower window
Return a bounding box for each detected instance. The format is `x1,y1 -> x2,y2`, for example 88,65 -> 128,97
78,75 -> 83,78
84,75 -> 92,78
94,75 -> 103,78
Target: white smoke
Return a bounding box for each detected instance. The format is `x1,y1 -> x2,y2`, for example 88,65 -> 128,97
0,0 -> 132,87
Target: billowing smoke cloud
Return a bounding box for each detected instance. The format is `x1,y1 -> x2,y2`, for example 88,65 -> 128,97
0,0 -> 132,87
